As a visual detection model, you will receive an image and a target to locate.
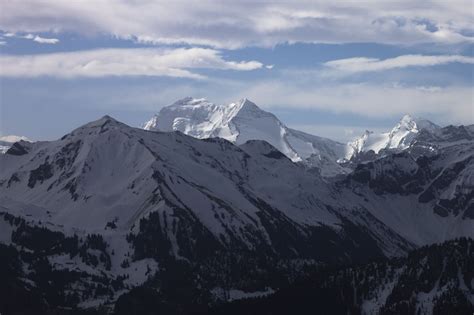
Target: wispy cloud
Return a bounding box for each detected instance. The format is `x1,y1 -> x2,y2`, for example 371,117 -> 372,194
3,32 -> 60,44
1,1 -> 472,49
324,55 -> 474,73
32,35 -> 59,44
289,124 -> 388,143
0,48 -> 264,79
235,81 -> 474,124
29,75 -> 469,125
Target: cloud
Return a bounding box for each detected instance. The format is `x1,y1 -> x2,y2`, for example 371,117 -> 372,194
289,124 -> 388,142
32,35 -> 59,44
52,74 -> 470,126
0,48 -> 264,79
234,81 -> 474,125
4,32 -> 60,44
324,55 -> 474,73
2,71 -> 471,140
0,1 -> 472,49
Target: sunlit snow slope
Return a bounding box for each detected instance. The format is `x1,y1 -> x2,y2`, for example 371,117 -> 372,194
347,114 -> 440,159
143,97 -> 350,176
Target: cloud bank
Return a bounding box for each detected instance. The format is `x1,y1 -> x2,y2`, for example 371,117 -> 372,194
0,48 -> 264,79
325,55 -> 474,73
1,1 -> 473,49
237,81 -> 473,124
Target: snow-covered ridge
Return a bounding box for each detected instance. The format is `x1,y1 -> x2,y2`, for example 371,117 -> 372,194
3,116 -> 472,250
347,114 -> 440,159
1,115 -> 472,311
143,97 -> 453,175
143,97 -> 350,177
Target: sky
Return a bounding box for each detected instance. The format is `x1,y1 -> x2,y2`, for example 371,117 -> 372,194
0,0 -> 473,142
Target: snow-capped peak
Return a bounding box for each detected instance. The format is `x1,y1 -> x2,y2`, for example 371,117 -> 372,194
236,98 -> 258,110
233,98 -> 273,119
347,114 -> 440,158
393,114 -> 439,134
74,115 -> 124,132
142,115 -> 159,131
143,97 -> 350,176
395,114 -> 417,132
143,97 -> 286,148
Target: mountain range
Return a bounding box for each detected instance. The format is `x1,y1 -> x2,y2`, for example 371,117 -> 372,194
0,98 -> 472,314
142,97 -> 465,177
143,97 -> 351,177
348,114 -> 440,158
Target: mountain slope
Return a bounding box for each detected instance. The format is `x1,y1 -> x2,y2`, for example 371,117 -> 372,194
1,115 -> 411,260
341,123 -> 474,246
143,97 -> 350,176
0,116 -> 472,313
209,238 -> 474,315
0,115 -> 411,311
